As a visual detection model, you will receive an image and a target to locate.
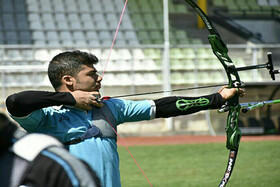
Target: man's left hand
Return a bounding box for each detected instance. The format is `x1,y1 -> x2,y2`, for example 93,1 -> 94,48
218,86 -> 245,101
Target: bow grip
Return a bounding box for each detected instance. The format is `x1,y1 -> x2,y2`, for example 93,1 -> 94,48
226,126 -> 242,150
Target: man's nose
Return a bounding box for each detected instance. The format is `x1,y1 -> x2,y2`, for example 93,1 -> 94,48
98,75 -> 103,81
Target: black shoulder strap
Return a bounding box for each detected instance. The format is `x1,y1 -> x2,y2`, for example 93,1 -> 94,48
100,102 -> 118,129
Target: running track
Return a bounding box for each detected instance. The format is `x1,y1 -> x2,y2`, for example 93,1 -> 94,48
117,135 -> 280,146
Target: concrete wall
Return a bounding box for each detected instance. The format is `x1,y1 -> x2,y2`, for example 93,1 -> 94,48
235,19 -> 280,43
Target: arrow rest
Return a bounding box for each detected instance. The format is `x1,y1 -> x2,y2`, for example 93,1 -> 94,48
218,102 -> 230,113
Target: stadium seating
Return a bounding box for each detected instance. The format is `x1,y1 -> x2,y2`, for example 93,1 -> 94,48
0,0 -> 277,100
0,0 -> 32,44
213,0 -> 280,11
261,117 -> 278,134
238,118 -> 264,135
24,0 -> 140,46
0,0 -> 279,138
1,0 -> 279,46
246,117 -> 265,134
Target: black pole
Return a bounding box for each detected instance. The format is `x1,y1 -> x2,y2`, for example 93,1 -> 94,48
236,63 -> 268,71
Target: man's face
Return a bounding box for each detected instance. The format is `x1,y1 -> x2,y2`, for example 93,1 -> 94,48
73,65 -> 102,92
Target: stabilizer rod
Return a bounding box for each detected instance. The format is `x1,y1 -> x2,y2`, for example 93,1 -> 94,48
240,99 -> 280,113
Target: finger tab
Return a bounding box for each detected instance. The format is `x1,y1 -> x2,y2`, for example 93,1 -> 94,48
102,96 -> 111,100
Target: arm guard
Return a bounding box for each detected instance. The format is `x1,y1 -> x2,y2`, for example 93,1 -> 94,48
154,93 -> 224,118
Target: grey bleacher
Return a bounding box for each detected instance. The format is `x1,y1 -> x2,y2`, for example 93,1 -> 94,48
258,0 -> 280,6
213,0 -> 280,11
25,0 -> 139,46
0,0 -> 32,44
0,0 -> 276,101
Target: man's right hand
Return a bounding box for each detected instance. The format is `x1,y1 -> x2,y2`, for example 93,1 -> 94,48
71,90 -> 103,111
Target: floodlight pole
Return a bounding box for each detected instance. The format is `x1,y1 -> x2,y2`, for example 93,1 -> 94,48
163,0 -> 173,130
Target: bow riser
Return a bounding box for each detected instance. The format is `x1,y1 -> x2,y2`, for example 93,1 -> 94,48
208,35 -> 242,88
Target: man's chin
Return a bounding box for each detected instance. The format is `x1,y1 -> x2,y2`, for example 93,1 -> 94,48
95,85 -> 101,90
92,87 -> 101,92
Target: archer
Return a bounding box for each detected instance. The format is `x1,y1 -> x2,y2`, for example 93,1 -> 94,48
6,50 -> 244,187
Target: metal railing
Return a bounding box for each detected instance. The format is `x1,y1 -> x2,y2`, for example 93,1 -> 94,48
0,44 -> 280,103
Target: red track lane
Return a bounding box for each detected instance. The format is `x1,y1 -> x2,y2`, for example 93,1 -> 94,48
117,135 -> 280,146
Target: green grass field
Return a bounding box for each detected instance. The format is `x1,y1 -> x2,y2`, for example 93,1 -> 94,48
119,140 -> 280,187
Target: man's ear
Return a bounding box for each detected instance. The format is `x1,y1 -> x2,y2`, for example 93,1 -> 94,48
61,75 -> 75,86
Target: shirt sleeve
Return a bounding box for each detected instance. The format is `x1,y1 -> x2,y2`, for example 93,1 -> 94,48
9,109 -> 46,132
104,99 -> 155,124
6,91 -> 76,117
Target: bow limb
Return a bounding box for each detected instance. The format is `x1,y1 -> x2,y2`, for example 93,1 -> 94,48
184,0 -> 242,186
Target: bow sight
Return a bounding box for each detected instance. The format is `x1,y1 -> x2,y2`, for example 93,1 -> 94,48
235,52 -> 280,81
218,52 -> 279,114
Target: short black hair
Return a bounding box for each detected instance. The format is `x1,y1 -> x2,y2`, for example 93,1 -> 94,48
0,113 -> 10,127
0,112 -> 18,152
48,50 -> 98,91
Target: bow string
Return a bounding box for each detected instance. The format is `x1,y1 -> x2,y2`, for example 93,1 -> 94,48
101,0 -> 154,186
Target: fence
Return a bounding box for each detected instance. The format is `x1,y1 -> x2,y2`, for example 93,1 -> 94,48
1,44 -> 280,135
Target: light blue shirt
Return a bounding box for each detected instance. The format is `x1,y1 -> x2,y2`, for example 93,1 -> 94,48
11,98 -> 155,187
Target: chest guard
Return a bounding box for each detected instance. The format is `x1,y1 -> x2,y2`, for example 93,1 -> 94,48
64,102 -> 118,145
91,102 -> 118,141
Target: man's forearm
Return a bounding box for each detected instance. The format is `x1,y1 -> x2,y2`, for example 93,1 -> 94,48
6,91 -> 76,117
154,93 -> 225,118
